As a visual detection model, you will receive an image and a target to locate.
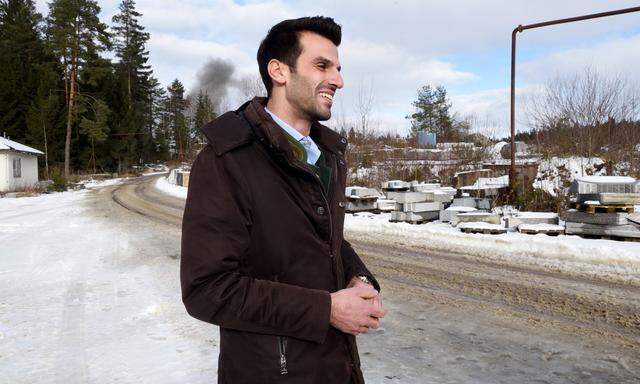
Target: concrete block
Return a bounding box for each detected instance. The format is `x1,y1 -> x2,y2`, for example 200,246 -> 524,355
346,187 -> 380,198
386,191 -> 429,203
395,201 -> 442,212
452,212 -> 500,226
390,210 -> 439,223
476,198 -> 492,210
458,222 -> 508,234
452,197 -> 477,208
390,211 -> 406,222
405,210 -> 439,222
505,212 -> 559,229
598,193 -> 640,205
432,192 -> 454,203
345,199 -> 377,212
439,206 -> 477,222
375,199 -> 396,212
411,183 -> 441,192
562,210 -> 629,226
565,222 -> 640,238
382,180 -> 410,191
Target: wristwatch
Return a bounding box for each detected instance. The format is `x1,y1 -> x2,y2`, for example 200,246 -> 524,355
357,275 -> 372,286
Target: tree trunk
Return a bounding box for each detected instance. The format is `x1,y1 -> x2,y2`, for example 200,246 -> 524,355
64,55 -> 77,180
41,112 -> 49,179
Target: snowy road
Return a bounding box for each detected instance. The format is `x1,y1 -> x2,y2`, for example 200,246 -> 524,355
1,175 -> 639,383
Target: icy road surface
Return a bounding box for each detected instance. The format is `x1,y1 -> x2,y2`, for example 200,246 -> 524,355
1,177 -> 639,383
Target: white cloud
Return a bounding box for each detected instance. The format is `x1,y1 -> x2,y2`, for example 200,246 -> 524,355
32,0 -> 640,137
519,34 -> 640,84
148,33 -> 254,89
450,87 -> 535,138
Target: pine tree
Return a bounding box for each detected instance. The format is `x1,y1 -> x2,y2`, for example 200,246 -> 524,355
0,0 -> 48,142
166,79 -> 187,162
147,76 -> 169,161
111,0 -> 155,168
112,0 -> 151,110
406,85 -> 452,139
192,90 -> 215,151
46,0 -> 110,179
79,97 -> 109,173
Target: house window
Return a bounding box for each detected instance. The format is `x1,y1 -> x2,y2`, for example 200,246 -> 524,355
13,157 -> 21,178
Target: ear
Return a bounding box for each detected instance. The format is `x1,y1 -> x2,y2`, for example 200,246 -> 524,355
267,59 -> 289,87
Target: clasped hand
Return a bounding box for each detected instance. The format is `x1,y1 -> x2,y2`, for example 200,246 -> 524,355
329,280 -> 386,336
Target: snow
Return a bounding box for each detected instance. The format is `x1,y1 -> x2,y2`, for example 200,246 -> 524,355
150,178 -> 640,283
81,177 -> 126,188
533,157 -> 605,196
518,223 -> 565,231
576,176 -> 637,184
490,141 -> 509,159
0,189 -> 216,382
344,213 -> 640,284
457,222 -> 505,230
513,212 -> 558,219
444,206 -> 477,212
155,176 -> 188,199
0,136 -> 44,155
461,175 -> 508,190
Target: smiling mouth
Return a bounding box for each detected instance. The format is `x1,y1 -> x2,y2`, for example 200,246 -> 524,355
319,92 -> 334,101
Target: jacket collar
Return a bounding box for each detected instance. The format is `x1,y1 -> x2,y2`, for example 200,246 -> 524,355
243,97 -> 347,157
200,97 -> 348,158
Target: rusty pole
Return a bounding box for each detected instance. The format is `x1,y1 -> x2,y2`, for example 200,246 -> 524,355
508,5 -> 640,197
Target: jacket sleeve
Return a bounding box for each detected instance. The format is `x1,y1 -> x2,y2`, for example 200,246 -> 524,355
180,146 -> 331,344
341,239 -> 380,292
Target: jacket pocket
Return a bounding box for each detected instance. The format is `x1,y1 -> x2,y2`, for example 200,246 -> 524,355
278,336 -> 288,375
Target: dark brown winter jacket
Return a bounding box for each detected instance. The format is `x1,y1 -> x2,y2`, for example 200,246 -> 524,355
180,97 -> 379,384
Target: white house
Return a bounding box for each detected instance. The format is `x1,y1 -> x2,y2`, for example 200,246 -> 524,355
0,136 -> 44,192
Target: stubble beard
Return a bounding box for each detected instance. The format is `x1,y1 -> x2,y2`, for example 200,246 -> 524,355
288,72 -> 332,122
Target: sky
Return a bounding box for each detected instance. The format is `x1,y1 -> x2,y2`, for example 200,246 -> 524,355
34,0 -> 640,137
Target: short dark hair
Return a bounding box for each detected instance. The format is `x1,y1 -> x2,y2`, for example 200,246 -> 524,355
257,16 -> 341,97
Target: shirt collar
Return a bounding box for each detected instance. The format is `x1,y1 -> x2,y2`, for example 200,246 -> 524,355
264,107 -> 306,142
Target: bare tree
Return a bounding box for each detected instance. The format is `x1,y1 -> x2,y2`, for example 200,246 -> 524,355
238,74 -> 267,100
526,68 -> 640,158
355,79 -> 376,145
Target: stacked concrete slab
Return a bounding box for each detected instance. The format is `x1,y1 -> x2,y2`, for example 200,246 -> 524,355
565,176 -> 640,239
504,212 -> 559,232
451,196 -> 492,210
439,206 -> 477,222
383,180 -> 452,224
451,212 -> 501,226
344,186 -> 382,213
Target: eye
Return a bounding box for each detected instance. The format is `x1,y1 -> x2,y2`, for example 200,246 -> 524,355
317,63 -> 327,70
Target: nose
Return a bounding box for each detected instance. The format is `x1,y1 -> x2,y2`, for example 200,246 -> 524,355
330,69 -> 344,90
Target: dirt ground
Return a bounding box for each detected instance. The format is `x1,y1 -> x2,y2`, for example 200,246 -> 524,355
2,176 -> 637,383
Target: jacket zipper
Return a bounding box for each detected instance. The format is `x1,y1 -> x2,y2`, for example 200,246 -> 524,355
273,275 -> 288,375
278,336 -> 288,375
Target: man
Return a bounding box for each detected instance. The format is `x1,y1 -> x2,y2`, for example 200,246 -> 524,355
180,16 -> 386,384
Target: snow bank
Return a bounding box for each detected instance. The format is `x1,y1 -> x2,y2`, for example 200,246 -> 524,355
155,176 -> 188,199
344,213 -> 640,284
82,177 -> 125,188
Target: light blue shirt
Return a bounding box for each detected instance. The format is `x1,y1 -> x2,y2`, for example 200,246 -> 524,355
265,107 -> 321,166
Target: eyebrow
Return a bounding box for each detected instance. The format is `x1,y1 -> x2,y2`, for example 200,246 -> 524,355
314,56 -> 341,72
